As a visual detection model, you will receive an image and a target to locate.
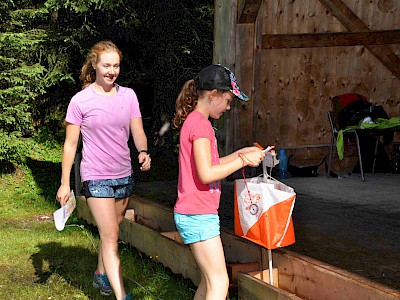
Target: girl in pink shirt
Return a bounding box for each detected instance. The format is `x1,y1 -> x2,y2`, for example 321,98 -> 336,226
56,41 -> 149,300
173,65 -> 265,299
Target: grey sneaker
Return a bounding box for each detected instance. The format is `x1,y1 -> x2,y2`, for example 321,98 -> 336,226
92,272 -> 113,296
123,292 -> 136,300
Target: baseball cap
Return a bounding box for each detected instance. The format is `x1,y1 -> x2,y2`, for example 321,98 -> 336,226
195,64 -> 250,101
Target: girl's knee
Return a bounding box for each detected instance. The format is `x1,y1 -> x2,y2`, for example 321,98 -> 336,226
221,272 -> 229,290
208,271 -> 229,291
100,230 -> 119,244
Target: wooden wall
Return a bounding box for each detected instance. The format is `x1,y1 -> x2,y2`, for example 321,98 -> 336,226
213,0 -> 400,170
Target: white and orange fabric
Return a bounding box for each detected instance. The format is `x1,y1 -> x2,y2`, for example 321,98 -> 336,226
234,176 -> 296,249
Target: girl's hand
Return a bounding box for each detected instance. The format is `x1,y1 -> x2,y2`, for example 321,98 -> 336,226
239,149 -> 265,167
139,152 -> 151,171
240,146 -> 261,154
56,185 -> 71,206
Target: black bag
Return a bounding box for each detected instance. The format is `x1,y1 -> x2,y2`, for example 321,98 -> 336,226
287,157 -> 326,177
338,100 -> 372,130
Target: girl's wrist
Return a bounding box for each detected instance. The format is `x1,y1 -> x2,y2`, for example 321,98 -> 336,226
238,152 -> 248,167
138,150 -> 150,157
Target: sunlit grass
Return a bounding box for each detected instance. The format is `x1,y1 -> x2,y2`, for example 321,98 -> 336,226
0,140 -> 196,300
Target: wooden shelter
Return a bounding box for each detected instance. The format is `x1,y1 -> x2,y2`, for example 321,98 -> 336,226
213,0 -> 400,171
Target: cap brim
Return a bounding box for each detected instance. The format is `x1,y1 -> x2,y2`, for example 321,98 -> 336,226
231,89 -> 250,101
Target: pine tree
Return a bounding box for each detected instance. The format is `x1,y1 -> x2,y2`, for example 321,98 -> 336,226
0,0 -> 73,162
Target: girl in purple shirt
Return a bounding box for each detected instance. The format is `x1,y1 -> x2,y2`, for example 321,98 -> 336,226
56,41 -> 150,300
173,65 -> 265,299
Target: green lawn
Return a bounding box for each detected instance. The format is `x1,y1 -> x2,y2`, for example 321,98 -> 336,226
0,142 -> 195,300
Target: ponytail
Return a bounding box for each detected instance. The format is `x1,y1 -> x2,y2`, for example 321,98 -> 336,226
172,79 -> 199,129
79,62 -> 96,89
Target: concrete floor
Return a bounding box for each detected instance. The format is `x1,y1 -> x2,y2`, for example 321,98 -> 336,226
133,172 -> 400,291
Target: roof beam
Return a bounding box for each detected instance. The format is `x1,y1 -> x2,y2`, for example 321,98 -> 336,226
318,0 -> 400,79
262,30 -> 400,49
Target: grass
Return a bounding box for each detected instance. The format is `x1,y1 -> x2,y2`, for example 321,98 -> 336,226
0,141 -> 195,299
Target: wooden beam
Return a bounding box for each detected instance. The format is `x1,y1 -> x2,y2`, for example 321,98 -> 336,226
318,0 -> 400,79
262,30 -> 400,49
238,272 -> 300,300
238,0 -> 262,23
318,0 -> 369,31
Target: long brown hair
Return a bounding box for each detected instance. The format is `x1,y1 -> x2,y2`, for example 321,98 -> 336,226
79,41 -> 122,89
172,79 -> 201,129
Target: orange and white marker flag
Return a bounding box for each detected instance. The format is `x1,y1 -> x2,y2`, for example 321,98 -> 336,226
234,177 -> 296,249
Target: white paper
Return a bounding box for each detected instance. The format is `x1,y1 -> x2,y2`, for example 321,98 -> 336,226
54,190 -> 76,231
262,146 -> 273,153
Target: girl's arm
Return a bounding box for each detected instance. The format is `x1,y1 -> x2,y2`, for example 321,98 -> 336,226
193,139 -> 264,184
130,118 -> 151,171
56,123 -> 80,206
219,146 -> 261,164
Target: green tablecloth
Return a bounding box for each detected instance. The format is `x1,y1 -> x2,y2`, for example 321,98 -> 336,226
336,117 -> 400,160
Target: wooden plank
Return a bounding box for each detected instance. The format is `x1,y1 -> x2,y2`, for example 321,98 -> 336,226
119,220 -> 201,286
251,0 -> 264,143
76,196 -> 95,226
227,262 -> 260,284
318,0 -> 368,31
248,268 -> 279,287
234,23 -> 255,149
273,249 -> 400,300
213,0 -> 237,65
262,30 -> 400,49
277,144 -> 330,150
124,209 -> 135,222
221,231 -> 268,265
161,231 -> 184,244
318,0 -> 400,79
127,195 -> 263,263
129,195 -> 271,265
128,195 -> 176,232
238,0 -> 262,24
213,0 -> 238,156
238,272 -> 301,300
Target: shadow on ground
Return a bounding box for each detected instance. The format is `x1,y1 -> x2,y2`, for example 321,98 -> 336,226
0,160 -> 16,174
30,241 -> 106,298
25,157 -> 71,204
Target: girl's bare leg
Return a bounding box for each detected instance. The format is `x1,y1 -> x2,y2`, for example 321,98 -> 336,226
88,197 -> 129,300
193,272 -> 206,300
96,197 -> 130,273
190,235 -> 229,300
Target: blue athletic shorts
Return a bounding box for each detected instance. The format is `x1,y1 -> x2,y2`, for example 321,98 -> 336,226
82,174 -> 134,199
174,212 -> 220,244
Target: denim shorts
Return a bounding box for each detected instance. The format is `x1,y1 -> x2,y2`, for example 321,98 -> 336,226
82,174 -> 133,199
174,212 -> 220,244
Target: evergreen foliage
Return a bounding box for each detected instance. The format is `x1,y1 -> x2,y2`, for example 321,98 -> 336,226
1,0 -> 74,163
1,0 -> 214,165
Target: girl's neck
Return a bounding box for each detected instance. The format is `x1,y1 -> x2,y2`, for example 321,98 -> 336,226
92,82 -> 116,96
194,96 -> 212,119
194,106 -> 210,119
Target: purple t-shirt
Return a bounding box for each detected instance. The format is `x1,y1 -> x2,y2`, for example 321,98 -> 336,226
174,111 -> 221,215
66,84 -> 141,182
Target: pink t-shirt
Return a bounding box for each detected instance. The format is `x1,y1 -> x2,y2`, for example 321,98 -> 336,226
66,84 -> 142,182
174,111 -> 221,215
